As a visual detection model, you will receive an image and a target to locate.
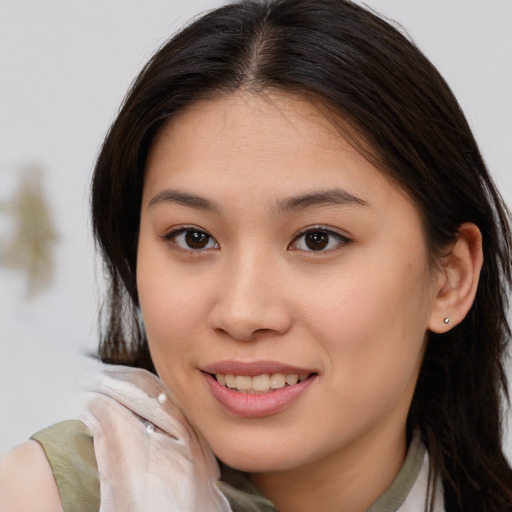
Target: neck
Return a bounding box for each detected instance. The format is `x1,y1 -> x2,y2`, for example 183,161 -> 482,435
250,425 -> 407,512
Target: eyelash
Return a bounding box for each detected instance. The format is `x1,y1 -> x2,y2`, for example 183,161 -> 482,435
161,225 -> 351,254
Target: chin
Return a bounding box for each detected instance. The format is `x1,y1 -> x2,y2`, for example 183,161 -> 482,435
214,443 -> 306,474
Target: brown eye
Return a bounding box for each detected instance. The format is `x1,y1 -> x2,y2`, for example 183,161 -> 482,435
304,231 -> 329,251
185,230 -> 210,249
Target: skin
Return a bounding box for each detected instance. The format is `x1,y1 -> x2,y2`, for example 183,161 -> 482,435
0,441 -> 63,512
137,91 -> 450,511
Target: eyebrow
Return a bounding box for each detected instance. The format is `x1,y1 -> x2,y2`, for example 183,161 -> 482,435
275,189 -> 369,215
147,188 -> 368,214
148,189 -> 220,213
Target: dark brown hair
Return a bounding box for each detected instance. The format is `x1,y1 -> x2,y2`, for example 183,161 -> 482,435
91,1 -> 512,509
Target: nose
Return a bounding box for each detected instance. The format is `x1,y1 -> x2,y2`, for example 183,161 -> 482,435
207,251 -> 292,342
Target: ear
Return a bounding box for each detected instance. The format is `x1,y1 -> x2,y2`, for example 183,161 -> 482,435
428,222 -> 483,333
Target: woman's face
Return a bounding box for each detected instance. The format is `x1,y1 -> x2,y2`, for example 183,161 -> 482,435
137,92 -> 440,475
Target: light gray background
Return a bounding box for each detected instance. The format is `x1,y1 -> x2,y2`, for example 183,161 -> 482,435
1,0 -> 511,454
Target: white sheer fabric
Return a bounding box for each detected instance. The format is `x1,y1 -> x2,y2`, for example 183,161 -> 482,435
81,366 -> 231,512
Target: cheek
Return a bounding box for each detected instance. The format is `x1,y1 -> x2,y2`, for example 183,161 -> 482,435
302,253 -> 432,393
139,278 -> 206,348
136,243 -> 209,371
137,275 -> 209,408
302,258 -> 430,336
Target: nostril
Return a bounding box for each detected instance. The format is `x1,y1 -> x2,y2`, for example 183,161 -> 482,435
212,325 -> 279,343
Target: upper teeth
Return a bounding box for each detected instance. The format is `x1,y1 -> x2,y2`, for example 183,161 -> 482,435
216,373 -> 309,393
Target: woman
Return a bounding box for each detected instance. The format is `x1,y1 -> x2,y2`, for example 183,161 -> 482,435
1,0 -> 511,510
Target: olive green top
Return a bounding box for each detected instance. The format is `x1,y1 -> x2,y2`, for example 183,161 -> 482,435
32,420 -> 429,512
32,420 -> 100,512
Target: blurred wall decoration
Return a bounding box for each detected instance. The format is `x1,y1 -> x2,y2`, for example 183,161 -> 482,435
0,165 -> 58,297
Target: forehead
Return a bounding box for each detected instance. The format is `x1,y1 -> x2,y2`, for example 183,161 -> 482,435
151,92 -> 347,161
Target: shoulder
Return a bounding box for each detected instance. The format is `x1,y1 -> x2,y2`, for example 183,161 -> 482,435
0,440 -> 63,512
0,420 -> 99,512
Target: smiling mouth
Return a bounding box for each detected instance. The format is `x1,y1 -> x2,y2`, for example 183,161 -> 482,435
212,372 -> 314,394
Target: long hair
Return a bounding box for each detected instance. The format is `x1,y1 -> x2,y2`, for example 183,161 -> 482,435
91,1 -> 512,509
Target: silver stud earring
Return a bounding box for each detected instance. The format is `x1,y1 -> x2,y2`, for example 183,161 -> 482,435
443,317 -> 451,324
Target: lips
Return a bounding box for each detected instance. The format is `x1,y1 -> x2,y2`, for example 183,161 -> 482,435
201,360 -> 318,417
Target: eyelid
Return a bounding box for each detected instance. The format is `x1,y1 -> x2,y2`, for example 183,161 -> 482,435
161,224 -> 202,239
